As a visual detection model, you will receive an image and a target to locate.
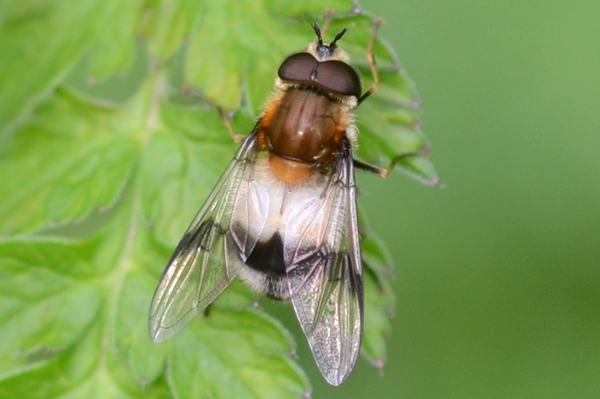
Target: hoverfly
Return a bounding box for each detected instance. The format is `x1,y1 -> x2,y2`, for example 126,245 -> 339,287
149,21 -> 385,386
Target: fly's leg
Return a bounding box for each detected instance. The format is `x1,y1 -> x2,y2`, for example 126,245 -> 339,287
353,158 -> 394,178
203,303 -> 212,318
353,17 -> 391,178
358,17 -> 384,105
181,83 -> 246,143
354,156 -> 407,179
218,108 -> 246,143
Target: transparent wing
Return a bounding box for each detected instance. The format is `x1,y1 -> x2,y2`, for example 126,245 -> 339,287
287,142 -> 364,386
148,133 -> 259,342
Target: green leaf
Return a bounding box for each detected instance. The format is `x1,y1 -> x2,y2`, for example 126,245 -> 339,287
0,89 -> 138,235
141,0 -> 204,60
0,320 -> 171,399
0,0 -> 142,133
169,310 -> 309,399
115,271 -> 168,385
184,0 -> 360,112
264,0 -> 354,16
0,1 -> 437,397
361,233 -> 396,365
0,238 -> 102,378
85,0 -> 142,80
139,104 -> 238,247
0,323 -> 102,399
357,207 -> 396,365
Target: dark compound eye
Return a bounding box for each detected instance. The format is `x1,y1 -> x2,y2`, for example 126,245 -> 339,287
278,53 -> 319,82
316,61 -> 362,98
278,53 -> 362,98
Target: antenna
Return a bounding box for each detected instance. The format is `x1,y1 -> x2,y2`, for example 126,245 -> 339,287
313,22 -> 324,47
330,28 -> 347,49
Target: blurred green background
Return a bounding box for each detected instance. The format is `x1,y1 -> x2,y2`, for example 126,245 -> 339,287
313,0 -> 600,398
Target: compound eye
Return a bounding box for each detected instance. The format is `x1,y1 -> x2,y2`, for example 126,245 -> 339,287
316,60 -> 362,98
278,53 -> 319,82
